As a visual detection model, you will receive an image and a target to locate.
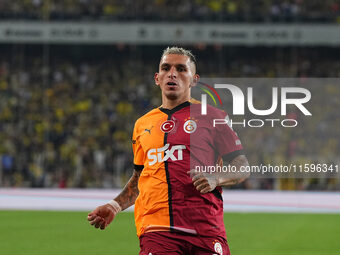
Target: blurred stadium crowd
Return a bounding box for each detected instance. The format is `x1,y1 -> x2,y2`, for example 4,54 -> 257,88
1,0 -> 340,22
0,45 -> 339,190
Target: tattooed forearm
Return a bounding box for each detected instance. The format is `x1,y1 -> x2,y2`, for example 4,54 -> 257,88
218,155 -> 250,187
114,170 -> 141,211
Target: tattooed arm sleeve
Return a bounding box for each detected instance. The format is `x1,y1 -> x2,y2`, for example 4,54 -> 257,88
114,170 -> 141,211
218,155 -> 250,187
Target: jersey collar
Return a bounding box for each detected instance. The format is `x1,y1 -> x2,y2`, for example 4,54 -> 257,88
159,101 -> 191,115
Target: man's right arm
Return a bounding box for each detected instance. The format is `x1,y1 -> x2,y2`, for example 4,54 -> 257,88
87,169 -> 141,230
114,169 -> 141,210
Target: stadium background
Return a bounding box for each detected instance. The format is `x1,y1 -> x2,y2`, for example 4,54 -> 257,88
0,1 -> 340,255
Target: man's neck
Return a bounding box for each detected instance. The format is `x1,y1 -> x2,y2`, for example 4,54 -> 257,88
161,97 -> 190,110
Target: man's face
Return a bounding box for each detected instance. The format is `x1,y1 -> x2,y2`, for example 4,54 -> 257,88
155,54 -> 199,101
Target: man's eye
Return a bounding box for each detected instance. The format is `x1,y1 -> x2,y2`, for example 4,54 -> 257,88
162,67 -> 169,71
178,67 -> 185,72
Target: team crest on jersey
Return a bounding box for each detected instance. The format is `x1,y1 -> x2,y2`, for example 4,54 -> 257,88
160,120 -> 175,133
213,240 -> 223,255
183,117 -> 197,134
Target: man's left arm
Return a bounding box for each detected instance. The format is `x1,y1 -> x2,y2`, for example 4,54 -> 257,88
190,154 -> 250,194
217,154 -> 250,187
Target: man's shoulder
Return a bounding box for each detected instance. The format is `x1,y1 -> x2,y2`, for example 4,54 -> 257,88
134,107 -> 162,126
190,103 -> 228,118
207,104 -> 227,117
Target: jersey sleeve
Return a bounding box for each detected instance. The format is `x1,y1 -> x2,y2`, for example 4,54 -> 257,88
132,120 -> 145,171
213,111 -> 244,164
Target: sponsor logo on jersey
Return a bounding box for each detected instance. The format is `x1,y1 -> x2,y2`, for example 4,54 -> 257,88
183,118 -> 197,134
147,143 -> 186,166
160,120 -> 175,133
144,126 -> 153,134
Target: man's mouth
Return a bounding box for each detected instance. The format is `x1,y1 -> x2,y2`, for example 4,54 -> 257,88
167,81 -> 178,87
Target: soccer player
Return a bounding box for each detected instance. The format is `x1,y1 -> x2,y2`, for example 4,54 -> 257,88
87,47 -> 249,255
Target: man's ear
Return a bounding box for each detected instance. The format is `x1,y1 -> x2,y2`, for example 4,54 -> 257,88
154,73 -> 160,86
191,74 -> 200,87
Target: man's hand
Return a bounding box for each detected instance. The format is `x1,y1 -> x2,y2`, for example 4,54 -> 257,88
188,170 -> 219,194
87,201 -> 121,230
87,170 -> 140,230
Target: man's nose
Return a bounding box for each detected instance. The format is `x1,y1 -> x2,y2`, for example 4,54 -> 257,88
168,67 -> 177,78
